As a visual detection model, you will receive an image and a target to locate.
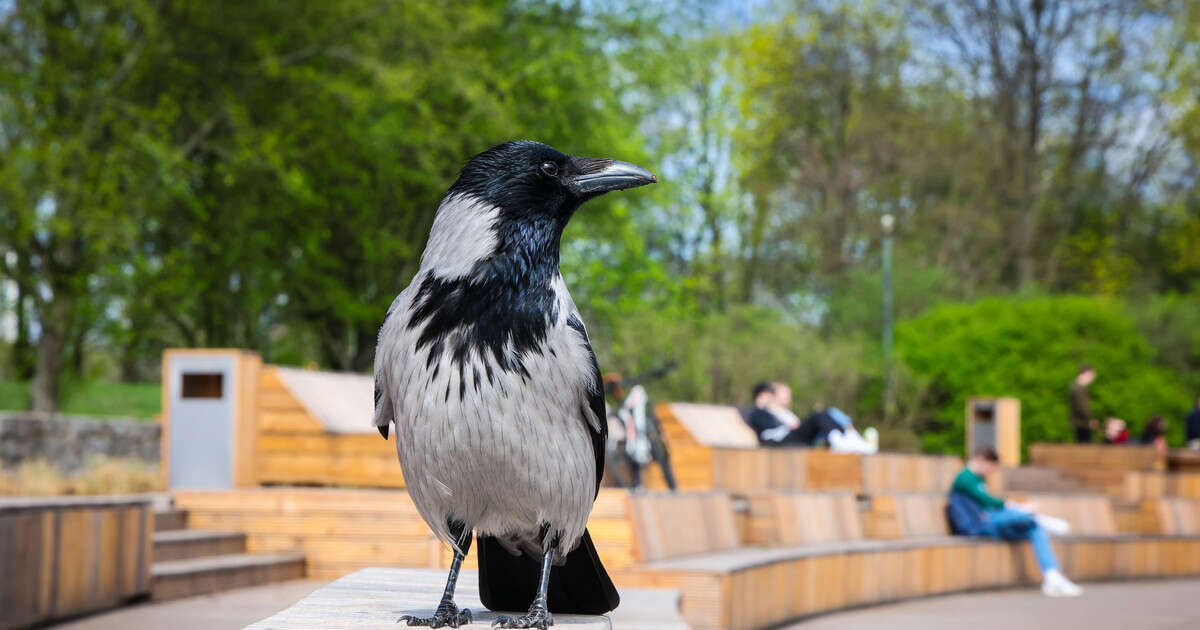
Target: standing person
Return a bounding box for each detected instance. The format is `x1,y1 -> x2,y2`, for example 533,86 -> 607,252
1186,396 -> 1200,451
946,447 -> 1083,597
1068,365 -> 1097,443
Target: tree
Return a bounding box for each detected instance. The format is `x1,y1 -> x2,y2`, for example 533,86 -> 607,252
916,0 -> 1176,289
0,0 -> 170,409
735,1 -> 916,300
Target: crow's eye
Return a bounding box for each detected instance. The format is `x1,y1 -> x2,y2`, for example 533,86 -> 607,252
539,161 -> 559,177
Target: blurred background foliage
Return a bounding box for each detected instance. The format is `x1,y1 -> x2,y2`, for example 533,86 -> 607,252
2,0 -> 1199,452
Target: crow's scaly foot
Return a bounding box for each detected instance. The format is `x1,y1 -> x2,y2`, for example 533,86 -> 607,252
491,608 -> 553,629
398,602 -> 472,628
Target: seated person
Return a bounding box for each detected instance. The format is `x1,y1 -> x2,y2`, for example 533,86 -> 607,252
1140,416 -> 1169,457
946,447 -> 1083,597
746,382 -> 789,444
749,382 -> 836,446
824,407 -> 878,454
1103,417 -> 1129,445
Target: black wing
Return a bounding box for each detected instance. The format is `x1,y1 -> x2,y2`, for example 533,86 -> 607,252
566,312 -> 607,497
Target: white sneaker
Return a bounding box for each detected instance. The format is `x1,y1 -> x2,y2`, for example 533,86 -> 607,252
1041,569 -> 1083,597
1036,514 -> 1071,536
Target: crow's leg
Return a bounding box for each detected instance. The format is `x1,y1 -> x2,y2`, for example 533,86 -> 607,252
492,536 -> 556,629
399,521 -> 473,628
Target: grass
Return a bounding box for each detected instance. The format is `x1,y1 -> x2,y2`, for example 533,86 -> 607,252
0,457 -> 163,495
0,380 -> 161,419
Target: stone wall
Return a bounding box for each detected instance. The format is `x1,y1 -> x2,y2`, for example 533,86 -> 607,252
0,413 -> 161,474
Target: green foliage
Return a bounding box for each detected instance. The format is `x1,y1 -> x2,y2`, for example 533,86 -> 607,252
590,301 -> 871,412
0,380 -> 159,419
2,0 -> 1199,444
1127,293 -> 1200,396
898,296 -> 1192,455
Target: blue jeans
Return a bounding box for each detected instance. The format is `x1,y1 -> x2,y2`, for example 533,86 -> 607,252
980,508 -> 1059,572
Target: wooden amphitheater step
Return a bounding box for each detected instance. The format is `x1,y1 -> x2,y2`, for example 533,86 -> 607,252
154,508 -> 188,532
151,552 -> 306,601
999,466 -> 1087,493
153,529 -> 247,561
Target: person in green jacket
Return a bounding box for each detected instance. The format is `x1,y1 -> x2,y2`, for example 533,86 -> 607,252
947,447 -> 1082,597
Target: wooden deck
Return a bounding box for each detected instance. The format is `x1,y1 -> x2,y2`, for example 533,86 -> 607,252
244,567 -> 611,629
647,403 -> 963,495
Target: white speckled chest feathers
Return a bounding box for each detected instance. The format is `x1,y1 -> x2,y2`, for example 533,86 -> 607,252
372,192 -> 604,556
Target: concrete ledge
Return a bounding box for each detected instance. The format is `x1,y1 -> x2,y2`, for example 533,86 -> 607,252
245,568 -> 612,629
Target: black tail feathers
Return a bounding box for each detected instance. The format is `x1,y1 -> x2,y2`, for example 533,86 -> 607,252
477,528 -> 620,615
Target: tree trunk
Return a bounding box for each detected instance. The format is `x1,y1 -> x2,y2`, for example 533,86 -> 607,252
31,298 -> 71,412
69,320 -> 86,377
12,289 -> 35,380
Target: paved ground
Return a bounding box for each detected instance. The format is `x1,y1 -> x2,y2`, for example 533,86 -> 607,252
52,581 -> 325,630
790,579 -> 1200,630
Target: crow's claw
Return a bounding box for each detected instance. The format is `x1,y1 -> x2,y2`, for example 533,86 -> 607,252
397,603 -> 472,628
491,608 -> 553,629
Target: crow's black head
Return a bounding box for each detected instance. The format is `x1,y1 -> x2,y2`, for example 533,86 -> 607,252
405,142 -> 655,387
447,140 -> 656,224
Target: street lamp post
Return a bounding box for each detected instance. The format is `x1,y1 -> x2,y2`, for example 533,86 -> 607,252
881,213 -> 895,420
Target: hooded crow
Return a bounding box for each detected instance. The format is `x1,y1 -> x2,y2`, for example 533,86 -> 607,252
373,141 -> 656,628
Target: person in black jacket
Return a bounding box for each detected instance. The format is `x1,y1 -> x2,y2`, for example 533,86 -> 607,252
1187,395 -> 1200,450
746,382 -> 786,443
745,382 -> 842,447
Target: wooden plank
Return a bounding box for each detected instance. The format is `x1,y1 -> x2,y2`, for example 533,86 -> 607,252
55,508 -> 91,616
94,508 -> 120,608
245,567 -> 611,629
1030,443 -> 1164,473
172,488 -> 640,579
234,353 -> 262,486
770,492 -> 863,545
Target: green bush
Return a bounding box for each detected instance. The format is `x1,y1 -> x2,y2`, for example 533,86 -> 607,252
1127,293 -> 1200,396
898,295 -> 1192,455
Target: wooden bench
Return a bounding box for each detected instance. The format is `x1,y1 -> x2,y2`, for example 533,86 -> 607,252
710,448 -> 863,494
770,491 -> 863,546
625,492 -> 740,562
654,403 -> 964,495
1009,493 -> 1118,536
861,453 -> 962,494
1030,443 -> 1165,472
0,496 -> 154,630
865,492 -> 1119,539
740,490 -> 865,546
621,490 -> 1200,629
864,493 -> 951,539
1169,449 -> 1200,472
643,403 -> 760,490
1130,498 -> 1200,535
1123,471 -> 1200,501
1029,444 -> 1166,496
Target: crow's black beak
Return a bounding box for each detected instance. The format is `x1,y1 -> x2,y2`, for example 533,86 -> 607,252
567,158 -> 657,196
